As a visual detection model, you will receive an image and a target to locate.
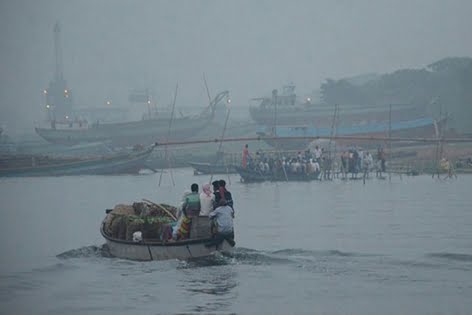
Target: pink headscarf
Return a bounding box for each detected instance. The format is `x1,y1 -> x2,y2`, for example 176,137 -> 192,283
202,183 -> 212,197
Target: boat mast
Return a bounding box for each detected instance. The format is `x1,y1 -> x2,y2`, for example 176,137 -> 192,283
328,104 -> 339,180
54,22 -> 64,81
44,22 -> 73,123
388,104 -> 392,182
272,88 -> 288,181
158,84 -> 178,186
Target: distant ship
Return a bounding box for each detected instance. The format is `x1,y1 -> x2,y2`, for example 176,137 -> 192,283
36,23 -> 230,147
256,116 -> 442,150
249,84 -> 427,127
35,109 -> 217,147
250,84 -> 440,150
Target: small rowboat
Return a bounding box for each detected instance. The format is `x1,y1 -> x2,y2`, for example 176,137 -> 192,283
188,161 -> 236,175
100,207 -> 234,261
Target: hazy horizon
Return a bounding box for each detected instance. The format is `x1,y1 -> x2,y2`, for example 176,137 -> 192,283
1,0 -> 472,135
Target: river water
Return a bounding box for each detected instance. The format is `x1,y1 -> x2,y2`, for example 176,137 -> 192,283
1,170 -> 471,314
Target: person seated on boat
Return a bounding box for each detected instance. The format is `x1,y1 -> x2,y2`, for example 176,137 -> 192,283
199,183 -> 214,216
181,183 -> 201,218
173,215 -> 192,240
176,190 -> 191,219
208,199 -> 235,247
172,190 -> 192,240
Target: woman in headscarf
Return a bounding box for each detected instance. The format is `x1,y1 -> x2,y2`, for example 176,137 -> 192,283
199,183 -> 214,216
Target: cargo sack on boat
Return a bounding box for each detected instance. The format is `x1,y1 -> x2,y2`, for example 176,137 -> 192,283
104,204 -> 136,235
126,217 -> 145,241
132,202 -> 150,216
142,216 -> 175,240
141,222 -> 161,239
109,215 -> 128,239
147,203 -> 178,219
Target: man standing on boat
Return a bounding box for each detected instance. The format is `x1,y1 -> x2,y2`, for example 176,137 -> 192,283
242,144 -> 250,169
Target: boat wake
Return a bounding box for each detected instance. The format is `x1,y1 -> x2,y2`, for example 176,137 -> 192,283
426,252 -> 472,262
55,245 -> 472,274
56,244 -> 112,259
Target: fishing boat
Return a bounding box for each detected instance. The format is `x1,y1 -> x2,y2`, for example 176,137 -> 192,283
189,161 -> 236,175
100,201 -> 234,261
188,151 -> 237,175
235,166 -> 320,183
0,144 -> 154,177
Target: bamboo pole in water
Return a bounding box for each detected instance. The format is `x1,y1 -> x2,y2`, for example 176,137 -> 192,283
388,104 -> 392,182
159,84 -> 178,186
153,135 -> 472,147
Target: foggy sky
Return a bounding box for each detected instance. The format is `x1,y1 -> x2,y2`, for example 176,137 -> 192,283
1,0 -> 472,134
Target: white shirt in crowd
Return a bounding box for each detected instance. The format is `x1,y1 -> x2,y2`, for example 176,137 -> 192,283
209,205 -> 234,234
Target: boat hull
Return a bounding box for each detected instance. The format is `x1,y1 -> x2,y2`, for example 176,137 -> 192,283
249,103 -> 425,126
0,146 -> 153,177
235,166 -> 320,182
101,222 -> 233,261
35,116 -> 211,147
104,238 -> 233,261
258,117 -> 440,150
189,162 -> 236,175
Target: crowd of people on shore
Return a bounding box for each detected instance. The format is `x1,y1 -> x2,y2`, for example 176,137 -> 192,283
241,144 -> 388,180
172,179 -> 235,246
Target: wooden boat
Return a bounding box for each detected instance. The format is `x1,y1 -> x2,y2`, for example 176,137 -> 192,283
189,161 -> 236,175
35,114 -> 213,147
36,91 -> 230,147
257,116 -> 442,150
100,204 -> 234,261
249,84 -> 426,126
0,145 -> 154,177
235,166 -> 320,183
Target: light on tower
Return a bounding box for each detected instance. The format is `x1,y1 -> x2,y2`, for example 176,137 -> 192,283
46,104 -> 50,109
43,89 -> 48,95
106,100 -> 111,105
